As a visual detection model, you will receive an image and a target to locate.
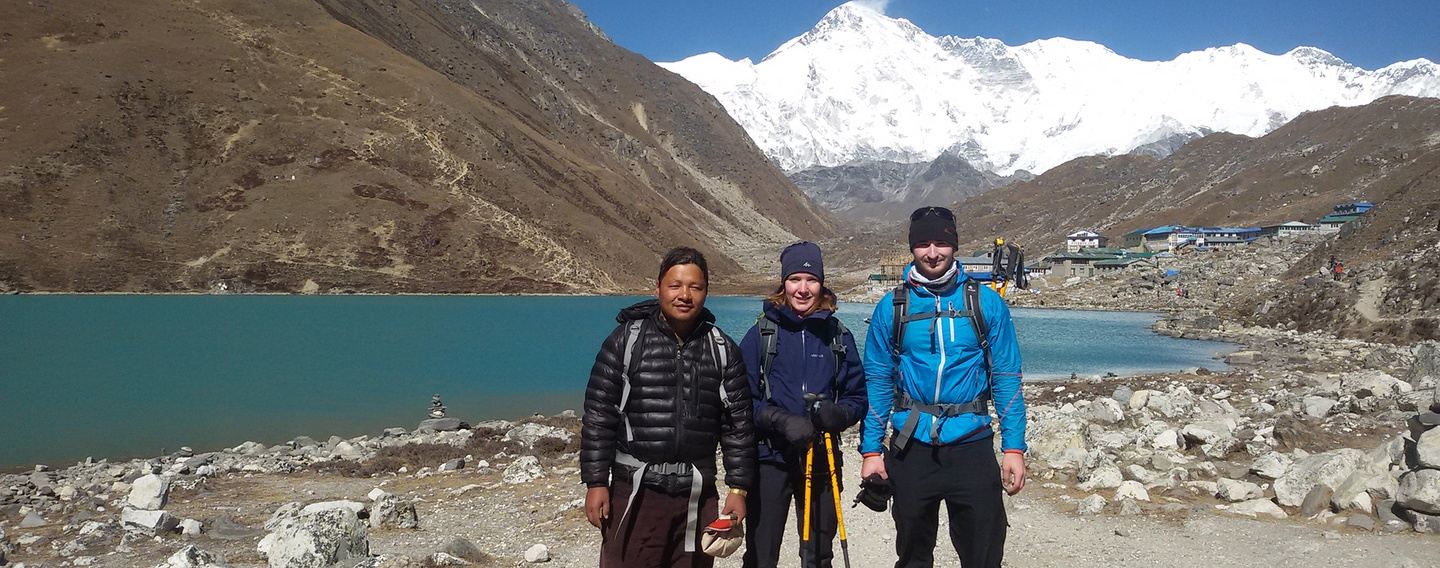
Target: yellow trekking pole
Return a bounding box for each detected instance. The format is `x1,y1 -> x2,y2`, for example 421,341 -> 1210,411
801,439 -> 815,555
823,432 -> 852,568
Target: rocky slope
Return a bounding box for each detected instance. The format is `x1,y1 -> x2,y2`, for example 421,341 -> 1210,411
0,0 -> 833,294
788,152 -> 1030,222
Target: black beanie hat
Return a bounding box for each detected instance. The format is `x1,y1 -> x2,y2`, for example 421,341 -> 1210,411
909,206 -> 958,248
780,241 -> 824,283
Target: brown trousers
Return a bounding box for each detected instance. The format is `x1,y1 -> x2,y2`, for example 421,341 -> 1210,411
600,479 -> 719,568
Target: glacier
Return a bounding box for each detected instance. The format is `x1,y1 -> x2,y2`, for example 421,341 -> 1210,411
658,2 -> 1440,175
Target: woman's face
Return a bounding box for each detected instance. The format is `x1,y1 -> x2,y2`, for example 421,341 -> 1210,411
784,272 -> 822,315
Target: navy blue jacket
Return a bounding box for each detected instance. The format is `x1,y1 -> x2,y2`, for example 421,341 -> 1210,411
739,302 -> 867,464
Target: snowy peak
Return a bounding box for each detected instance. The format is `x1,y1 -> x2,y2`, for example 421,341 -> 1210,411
659,5 -> 1440,175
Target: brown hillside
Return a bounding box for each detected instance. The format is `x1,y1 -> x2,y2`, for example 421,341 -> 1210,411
949,96 -> 1440,253
0,0 -> 832,293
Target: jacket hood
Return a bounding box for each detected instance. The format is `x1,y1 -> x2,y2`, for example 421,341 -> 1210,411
762,300 -> 833,328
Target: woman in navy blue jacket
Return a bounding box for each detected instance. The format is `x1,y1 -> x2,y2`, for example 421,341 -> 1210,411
738,241 -> 867,568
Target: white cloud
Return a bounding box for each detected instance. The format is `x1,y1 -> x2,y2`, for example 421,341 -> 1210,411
850,0 -> 893,15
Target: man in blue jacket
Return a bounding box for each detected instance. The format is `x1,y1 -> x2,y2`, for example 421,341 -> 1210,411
859,206 -> 1027,568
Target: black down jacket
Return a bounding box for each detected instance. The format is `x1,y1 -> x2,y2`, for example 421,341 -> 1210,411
580,300 -> 757,491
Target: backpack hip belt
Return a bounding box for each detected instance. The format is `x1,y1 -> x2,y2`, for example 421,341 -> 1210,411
891,391 -> 990,452
613,451 -> 706,553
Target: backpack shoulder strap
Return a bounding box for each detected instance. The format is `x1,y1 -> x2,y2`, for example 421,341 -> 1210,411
825,315 -> 850,388
618,319 -> 645,442
756,315 -> 779,402
709,326 -> 730,405
890,284 -> 908,356
964,281 -> 993,399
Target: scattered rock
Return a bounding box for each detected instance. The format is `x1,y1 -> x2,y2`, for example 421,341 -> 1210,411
1077,495 -> 1107,515
127,474 -> 170,510
1229,498 -> 1287,519
180,519 -> 204,536
524,543 -> 551,563
156,545 -> 228,567
1115,481 -> 1150,502
122,507 -> 179,534
370,495 -> 420,530
210,515 -> 264,540
441,536 -> 495,564
1401,508 -> 1440,534
258,507 -> 369,568
1344,514 -> 1376,532
1300,485 -> 1336,518
1274,449 -> 1363,507
1396,469 -> 1440,514
439,458 -> 465,472
1302,396 -> 1339,419
19,511 -> 46,528
1416,428 -> 1440,469
504,456 -> 543,485
1216,478 -> 1264,502
416,418 -> 468,432
1250,452 -> 1293,480
504,423 -> 573,447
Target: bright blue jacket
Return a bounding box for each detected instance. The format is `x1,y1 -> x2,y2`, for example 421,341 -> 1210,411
740,302 -> 867,464
860,265 -> 1026,454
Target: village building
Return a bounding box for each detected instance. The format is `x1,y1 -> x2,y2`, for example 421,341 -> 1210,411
1065,230 -> 1108,252
1260,221 -> 1316,238
1316,201 -> 1374,232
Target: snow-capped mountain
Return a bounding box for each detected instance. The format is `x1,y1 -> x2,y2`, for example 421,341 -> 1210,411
659,2 -> 1440,175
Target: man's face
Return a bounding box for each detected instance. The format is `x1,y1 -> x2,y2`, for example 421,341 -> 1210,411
656,263 -> 707,328
912,241 -> 956,280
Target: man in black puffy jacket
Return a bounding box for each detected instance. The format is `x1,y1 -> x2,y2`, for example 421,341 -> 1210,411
581,247 -> 757,568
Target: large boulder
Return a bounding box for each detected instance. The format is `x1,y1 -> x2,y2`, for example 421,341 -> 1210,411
127,474 -> 170,510
1408,342 -> 1440,389
1340,370 -> 1413,398
258,507 -> 369,568
1397,469 -> 1440,515
1274,449 -> 1364,507
1331,457 -> 1398,513
1417,427 -> 1440,469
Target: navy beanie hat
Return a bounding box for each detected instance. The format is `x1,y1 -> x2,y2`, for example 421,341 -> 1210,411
780,241 -> 824,283
909,206 -> 958,249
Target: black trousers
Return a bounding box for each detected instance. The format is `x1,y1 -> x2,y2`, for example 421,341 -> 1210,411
742,456 -> 839,568
886,437 -> 1007,568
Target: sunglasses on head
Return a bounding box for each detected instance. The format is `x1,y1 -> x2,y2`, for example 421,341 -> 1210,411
910,206 -> 955,221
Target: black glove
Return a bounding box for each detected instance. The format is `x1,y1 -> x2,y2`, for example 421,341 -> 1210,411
854,474 -> 892,512
810,400 -> 851,433
758,406 -> 815,447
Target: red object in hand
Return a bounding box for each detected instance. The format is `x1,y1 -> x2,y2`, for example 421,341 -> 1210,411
705,516 -> 734,533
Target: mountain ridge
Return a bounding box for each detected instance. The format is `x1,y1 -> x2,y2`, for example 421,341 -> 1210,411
662,1 -> 1440,176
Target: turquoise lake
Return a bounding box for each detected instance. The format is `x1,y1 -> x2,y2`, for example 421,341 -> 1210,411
0,295 -> 1234,467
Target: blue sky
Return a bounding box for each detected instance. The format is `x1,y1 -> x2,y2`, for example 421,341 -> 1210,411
568,0 -> 1439,70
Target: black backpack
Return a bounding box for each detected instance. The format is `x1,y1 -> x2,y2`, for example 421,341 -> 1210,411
755,314 -> 848,402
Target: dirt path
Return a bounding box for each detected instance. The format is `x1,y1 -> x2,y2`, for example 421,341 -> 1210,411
1355,275 -> 1389,322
